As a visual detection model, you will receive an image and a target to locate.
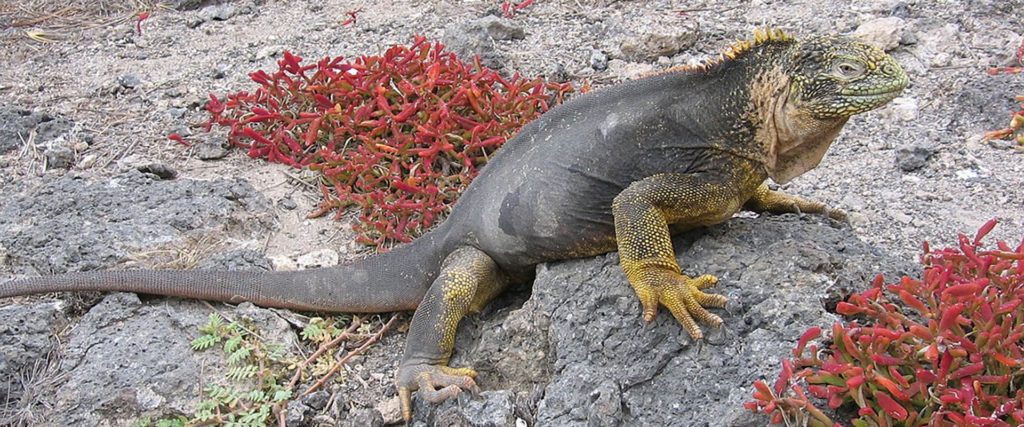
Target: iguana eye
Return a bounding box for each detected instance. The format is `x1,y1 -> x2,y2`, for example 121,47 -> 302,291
832,60 -> 865,79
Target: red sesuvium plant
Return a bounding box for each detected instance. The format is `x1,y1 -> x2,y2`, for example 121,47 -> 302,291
202,36 -> 574,250
983,36 -> 1024,148
982,95 -> 1024,147
746,219 -> 1024,427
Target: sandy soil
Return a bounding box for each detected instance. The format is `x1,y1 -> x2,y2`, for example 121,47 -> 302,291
1,0 -> 1022,424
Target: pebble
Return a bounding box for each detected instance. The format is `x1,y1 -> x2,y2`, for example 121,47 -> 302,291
78,154 -> 98,169
375,397 -> 402,425
853,17 -> 907,51
255,45 -> 288,61
194,141 -> 229,160
44,145 -> 74,169
118,74 -> 142,89
278,197 -> 298,210
889,97 -> 919,121
136,163 -> 178,180
620,31 -> 699,62
896,145 -> 935,172
295,249 -> 340,269
199,4 -> 238,22
590,49 -> 609,71
477,15 -> 526,41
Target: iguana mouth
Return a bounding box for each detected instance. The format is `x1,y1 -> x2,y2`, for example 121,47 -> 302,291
842,87 -> 904,97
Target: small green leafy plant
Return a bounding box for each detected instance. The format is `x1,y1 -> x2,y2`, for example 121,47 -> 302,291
201,36 -> 574,249
144,314 -> 397,426
187,313 -> 291,426
747,219 -> 1024,426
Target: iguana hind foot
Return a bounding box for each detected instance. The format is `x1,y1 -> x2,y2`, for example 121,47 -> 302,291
396,246 -> 507,421
397,365 -> 479,421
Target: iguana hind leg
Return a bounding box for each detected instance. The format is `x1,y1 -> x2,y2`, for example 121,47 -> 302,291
613,173 -> 755,339
396,246 -> 507,421
744,182 -> 847,221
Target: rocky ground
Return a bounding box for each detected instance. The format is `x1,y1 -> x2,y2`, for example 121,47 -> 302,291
1,0 -> 1022,426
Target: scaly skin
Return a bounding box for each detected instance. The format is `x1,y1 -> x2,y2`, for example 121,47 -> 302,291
0,29 -> 908,421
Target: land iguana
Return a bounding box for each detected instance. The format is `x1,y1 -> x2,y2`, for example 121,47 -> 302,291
0,29 -> 908,421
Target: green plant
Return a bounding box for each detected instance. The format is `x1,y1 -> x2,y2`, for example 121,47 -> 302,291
201,37 -> 574,250
747,219 -> 1024,426
186,313 -> 291,426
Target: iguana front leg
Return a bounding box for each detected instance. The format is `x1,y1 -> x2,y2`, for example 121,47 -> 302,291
612,173 -> 746,339
744,182 -> 847,221
396,246 -> 507,421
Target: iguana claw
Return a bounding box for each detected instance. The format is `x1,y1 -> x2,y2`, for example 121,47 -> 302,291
822,206 -> 848,222
397,364 -> 478,421
632,271 -> 727,340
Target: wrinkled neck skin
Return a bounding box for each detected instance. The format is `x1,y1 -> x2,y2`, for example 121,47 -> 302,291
764,85 -> 849,184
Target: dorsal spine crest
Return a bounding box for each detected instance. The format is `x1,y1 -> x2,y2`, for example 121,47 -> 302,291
655,28 -> 795,75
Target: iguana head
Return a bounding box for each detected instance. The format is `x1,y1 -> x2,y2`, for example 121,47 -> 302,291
756,32 -> 909,182
785,35 -> 909,119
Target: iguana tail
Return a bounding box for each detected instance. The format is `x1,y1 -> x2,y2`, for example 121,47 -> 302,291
0,229 -> 452,313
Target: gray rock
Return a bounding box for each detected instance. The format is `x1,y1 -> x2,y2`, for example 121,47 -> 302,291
852,17 -> 908,51
199,4 -> 239,22
587,381 -> 622,427
118,74 -> 142,89
29,293 -> 297,425
896,144 -> 935,172
211,64 -> 230,79
345,407 -> 384,427
166,107 -> 187,119
0,170 -> 275,275
619,21 -> 699,63
1,216 -> 913,426
278,197 -> 298,211
198,249 -> 273,271
417,390 -> 516,427
890,1 -> 911,18
287,399 -> 312,427
255,45 -> 287,61
137,163 -> 178,180
545,62 -> 568,82
443,16 -> 525,71
194,140 -> 230,160
302,390 -> 331,411
162,0 -> 213,11
889,97 -> 919,121
0,301 -> 67,399
950,73 -> 1024,132
43,145 -> 74,169
34,116 -> 74,144
428,215 -> 914,426
0,106 -> 73,154
477,15 -> 526,41
589,49 -> 608,71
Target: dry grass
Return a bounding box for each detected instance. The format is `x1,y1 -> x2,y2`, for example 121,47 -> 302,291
0,0 -> 162,42
0,350 -> 65,427
127,233 -> 230,270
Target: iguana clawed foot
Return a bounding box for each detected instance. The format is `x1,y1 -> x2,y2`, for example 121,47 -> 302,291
631,269 -> 728,340
397,363 -> 479,421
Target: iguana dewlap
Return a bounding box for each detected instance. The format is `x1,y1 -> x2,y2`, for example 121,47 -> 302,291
0,29 -> 908,421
